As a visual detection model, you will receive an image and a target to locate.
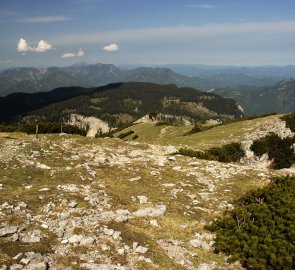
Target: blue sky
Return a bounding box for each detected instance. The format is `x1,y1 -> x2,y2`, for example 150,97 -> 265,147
0,0 -> 295,68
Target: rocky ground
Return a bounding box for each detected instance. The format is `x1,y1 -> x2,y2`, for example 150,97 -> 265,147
0,119 -> 291,270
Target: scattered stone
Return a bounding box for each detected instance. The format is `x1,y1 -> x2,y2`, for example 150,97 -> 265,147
197,262 -> 217,270
161,183 -> 175,187
35,163 -> 51,170
80,263 -> 125,270
38,188 -> 50,192
10,265 -> 23,270
190,232 -> 215,251
137,195 -> 148,204
103,228 -> 114,236
188,161 -> 201,166
132,205 -> 166,218
132,242 -> 138,250
0,226 -> 18,237
128,176 -> 141,182
26,262 -> 49,270
150,171 -> 160,176
68,234 -> 84,244
80,236 -> 95,245
100,244 -> 110,251
135,246 -> 148,254
18,202 -> 27,209
117,248 -> 125,255
68,201 -> 78,208
9,233 -> 19,242
57,184 -> 80,193
13,253 -> 23,260
138,255 -> 153,264
21,230 -> 42,243
20,258 -> 30,265
112,231 -> 121,240
150,219 -> 159,227
172,166 -> 181,171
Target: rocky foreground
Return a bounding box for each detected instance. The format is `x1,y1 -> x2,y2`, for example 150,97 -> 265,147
0,126 -> 289,270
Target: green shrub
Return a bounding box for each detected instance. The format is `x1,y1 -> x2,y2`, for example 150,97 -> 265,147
178,142 -> 244,163
118,130 -> 135,139
21,122 -> 86,136
183,124 -> 202,135
281,113 -> 295,132
250,133 -> 295,169
0,124 -> 19,132
155,121 -> 178,126
0,122 -> 86,136
207,175 -> 295,270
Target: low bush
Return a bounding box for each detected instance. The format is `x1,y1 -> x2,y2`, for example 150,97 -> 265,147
155,121 -> 178,126
281,113 -> 295,132
0,122 -> 86,136
132,134 -> 139,140
178,142 -> 244,163
0,124 -> 19,132
207,175 -> 295,270
118,130 -> 134,139
250,133 -> 295,169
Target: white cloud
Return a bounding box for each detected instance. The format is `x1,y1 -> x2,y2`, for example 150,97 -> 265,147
62,48 -> 85,58
20,15 -> 71,23
62,52 -> 76,58
17,38 -> 54,53
35,40 -> 53,52
188,4 -> 216,9
17,38 -> 32,53
103,43 -> 119,52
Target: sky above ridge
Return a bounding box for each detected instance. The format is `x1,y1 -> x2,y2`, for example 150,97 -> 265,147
0,0 -> 295,68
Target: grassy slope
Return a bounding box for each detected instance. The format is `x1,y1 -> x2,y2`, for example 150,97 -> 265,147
115,114 -> 281,150
0,115 -> 286,269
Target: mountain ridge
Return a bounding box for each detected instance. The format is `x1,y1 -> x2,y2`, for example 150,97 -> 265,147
1,63 -> 294,97
0,82 -> 243,128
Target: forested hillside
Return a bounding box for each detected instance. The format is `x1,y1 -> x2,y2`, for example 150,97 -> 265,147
0,82 -> 243,127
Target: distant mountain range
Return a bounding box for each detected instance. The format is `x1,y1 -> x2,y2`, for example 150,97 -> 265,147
1,63 -> 294,97
0,82 -> 243,126
213,78 -> 295,115
0,64 -> 209,96
164,64 -> 295,78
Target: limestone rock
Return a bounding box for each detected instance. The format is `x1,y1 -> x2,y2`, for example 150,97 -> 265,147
10,265 -> 23,270
150,219 -> 159,227
132,205 -> 166,218
80,236 -> 95,245
0,226 -> 19,237
137,195 -> 148,204
68,234 -> 84,244
80,263 -> 125,270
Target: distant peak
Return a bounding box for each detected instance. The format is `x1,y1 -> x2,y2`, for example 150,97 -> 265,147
71,61 -> 90,67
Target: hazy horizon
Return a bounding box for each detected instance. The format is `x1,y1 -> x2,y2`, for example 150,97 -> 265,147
1,0 -> 295,68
